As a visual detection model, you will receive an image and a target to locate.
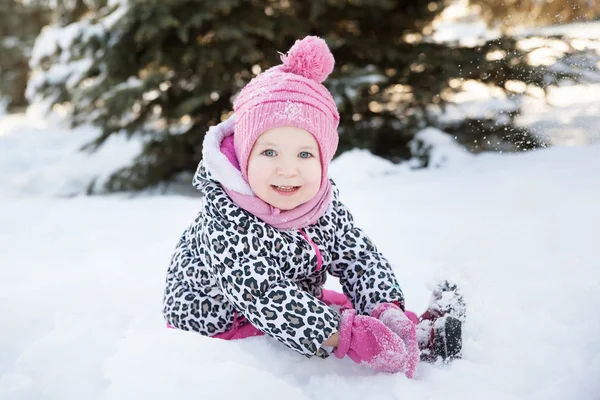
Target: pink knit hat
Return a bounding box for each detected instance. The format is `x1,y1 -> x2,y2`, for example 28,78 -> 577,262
233,36 -> 340,182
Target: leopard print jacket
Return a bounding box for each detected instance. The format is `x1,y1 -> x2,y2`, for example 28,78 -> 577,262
163,118 -> 405,358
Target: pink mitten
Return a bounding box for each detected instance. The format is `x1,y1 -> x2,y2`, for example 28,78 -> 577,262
333,309 -> 408,373
372,303 -> 420,378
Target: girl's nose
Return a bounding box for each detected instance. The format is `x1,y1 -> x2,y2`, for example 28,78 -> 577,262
276,160 -> 298,177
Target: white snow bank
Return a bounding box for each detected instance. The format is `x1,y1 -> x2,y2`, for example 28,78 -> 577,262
329,149 -> 405,186
0,112 -> 141,198
439,80 -> 600,147
1,142 -> 599,399
409,127 -> 474,168
518,83 -> 600,146
520,21 -> 600,40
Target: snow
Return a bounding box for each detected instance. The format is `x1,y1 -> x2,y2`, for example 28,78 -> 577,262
438,80 -> 517,125
0,110 -> 142,197
1,108 -> 600,399
518,84 -> 600,146
1,37 -> 20,49
26,2 -> 128,105
409,127 -> 474,168
2,7 -> 600,397
428,6 -> 600,147
27,21 -> 103,105
29,23 -> 102,68
430,0 -> 600,46
438,80 -> 600,146
519,21 -> 600,40
103,2 -> 129,30
429,0 -> 500,46
329,149 -> 402,184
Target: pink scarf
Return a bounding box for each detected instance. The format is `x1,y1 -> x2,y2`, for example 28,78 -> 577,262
219,135 -> 332,230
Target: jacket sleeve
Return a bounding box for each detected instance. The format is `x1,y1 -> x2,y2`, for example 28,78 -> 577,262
328,187 -> 405,315
203,217 -> 340,357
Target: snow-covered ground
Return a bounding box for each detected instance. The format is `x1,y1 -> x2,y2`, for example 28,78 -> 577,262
1,105 -> 600,399
0,107 -> 142,198
2,8 -> 600,396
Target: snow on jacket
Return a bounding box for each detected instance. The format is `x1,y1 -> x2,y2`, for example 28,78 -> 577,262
162,118 -> 405,357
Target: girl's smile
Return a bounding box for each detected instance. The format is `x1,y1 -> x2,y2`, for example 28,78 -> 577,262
271,185 -> 301,196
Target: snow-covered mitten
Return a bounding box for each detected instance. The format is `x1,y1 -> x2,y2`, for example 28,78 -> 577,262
333,309 -> 410,374
418,281 -> 465,362
371,303 -> 420,378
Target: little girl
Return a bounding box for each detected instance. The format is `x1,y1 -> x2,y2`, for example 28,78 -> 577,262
163,36 -> 462,377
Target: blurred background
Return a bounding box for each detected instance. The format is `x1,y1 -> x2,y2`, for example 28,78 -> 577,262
2,3 -> 600,398
1,0 -> 600,194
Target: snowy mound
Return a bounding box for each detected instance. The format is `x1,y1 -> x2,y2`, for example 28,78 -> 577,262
329,149 -> 404,185
0,110 -> 141,198
2,113 -> 599,398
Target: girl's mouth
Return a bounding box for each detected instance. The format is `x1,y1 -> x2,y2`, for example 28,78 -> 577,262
271,185 -> 301,196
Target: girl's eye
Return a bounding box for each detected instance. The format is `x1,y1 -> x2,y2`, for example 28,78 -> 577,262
298,151 -> 313,159
262,149 -> 276,157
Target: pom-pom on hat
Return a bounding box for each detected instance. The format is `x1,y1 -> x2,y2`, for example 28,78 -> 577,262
233,36 -> 340,183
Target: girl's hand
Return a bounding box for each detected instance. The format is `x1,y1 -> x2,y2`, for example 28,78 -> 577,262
333,309 -> 409,374
323,331 -> 340,347
371,303 -> 420,378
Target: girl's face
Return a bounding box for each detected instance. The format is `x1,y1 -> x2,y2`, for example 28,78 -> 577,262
247,126 -> 322,210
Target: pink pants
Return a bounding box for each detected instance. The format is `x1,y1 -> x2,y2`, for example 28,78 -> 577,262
166,289 -> 418,340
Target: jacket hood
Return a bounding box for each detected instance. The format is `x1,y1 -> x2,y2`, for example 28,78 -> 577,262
193,115 -> 254,196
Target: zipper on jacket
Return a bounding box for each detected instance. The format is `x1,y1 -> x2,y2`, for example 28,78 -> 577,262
298,228 -> 323,272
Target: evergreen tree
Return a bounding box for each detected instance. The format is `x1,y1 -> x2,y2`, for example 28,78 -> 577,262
28,0 -> 596,192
